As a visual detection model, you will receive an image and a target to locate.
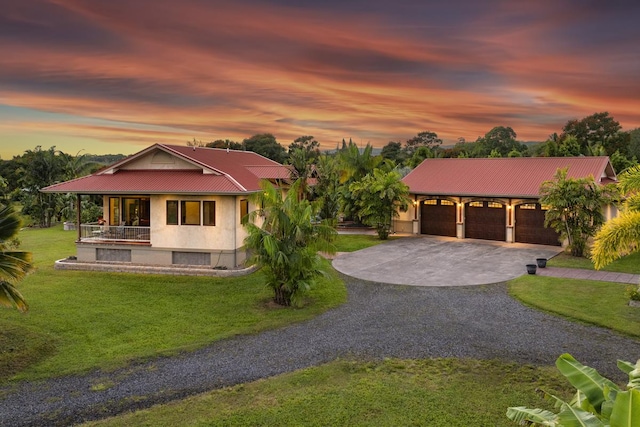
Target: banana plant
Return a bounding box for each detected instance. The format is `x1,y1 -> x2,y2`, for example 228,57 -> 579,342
506,353 -> 640,426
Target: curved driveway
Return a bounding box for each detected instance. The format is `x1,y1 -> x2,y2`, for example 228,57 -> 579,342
2,239 -> 639,426
332,236 -> 563,286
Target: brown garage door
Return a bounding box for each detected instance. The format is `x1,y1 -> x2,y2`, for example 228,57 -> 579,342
515,203 -> 561,246
465,201 -> 506,241
420,199 -> 456,237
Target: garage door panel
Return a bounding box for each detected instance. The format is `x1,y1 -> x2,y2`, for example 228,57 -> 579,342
465,202 -> 505,241
515,204 -> 561,246
421,201 -> 456,237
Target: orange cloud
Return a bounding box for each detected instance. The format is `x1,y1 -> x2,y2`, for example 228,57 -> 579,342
0,0 -> 639,158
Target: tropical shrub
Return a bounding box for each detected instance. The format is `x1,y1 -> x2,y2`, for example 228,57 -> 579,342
506,353 -> 640,426
539,168 -> 617,257
625,285 -> 640,302
244,180 -> 336,306
591,165 -> 640,301
349,169 -> 410,239
0,204 -> 33,312
591,164 -> 640,268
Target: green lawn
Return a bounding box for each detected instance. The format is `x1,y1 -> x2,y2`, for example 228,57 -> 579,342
509,275 -> 640,338
517,250 -> 640,336
83,358 -> 571,427
7,227 -> 635,425
0,225 -> 347,382
333,234 -> 396,252
548,251 -> 640,274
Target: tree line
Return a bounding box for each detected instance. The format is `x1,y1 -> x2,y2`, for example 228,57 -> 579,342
0,147 -> 120,228
189,112 -> 639,174
1,111 -> 638,231
1,112 -> 639,309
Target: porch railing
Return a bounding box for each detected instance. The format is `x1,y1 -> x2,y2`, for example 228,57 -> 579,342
79,224 -> 151,243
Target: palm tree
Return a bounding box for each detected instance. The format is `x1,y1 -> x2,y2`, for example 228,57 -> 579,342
539,168 -> 616,257
244,180 -> 336,306
314,154 -> 341,221
0,204 -> 33,312
349,169 -> 410,239
337,141 -> 391,222
338,141 -> 382,183
591,164 -> 640,269
287,148 -> 314,200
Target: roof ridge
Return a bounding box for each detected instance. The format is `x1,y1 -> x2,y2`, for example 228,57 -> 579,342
161,144 -> 248,191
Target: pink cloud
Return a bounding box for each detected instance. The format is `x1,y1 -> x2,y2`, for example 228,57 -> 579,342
0,0 -> 638,157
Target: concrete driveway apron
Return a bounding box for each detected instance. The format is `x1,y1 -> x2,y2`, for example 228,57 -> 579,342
332,235 -> 563,286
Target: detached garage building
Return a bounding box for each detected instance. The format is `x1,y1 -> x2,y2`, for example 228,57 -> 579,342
397,156 -> 618,246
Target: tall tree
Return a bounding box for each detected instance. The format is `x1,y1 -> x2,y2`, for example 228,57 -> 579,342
472,126 -> 527,157
407,145 -> 436,168
380,141 -> 407,166
338,141 -> 383,183
591,164 -> 640,269
288,135 -> 320,159
404,131 -> 442,157
537,135 -> 582,157
243,133 -> 287,163
0,204 -> 33,312
19,146 -> 65,228
539,168 -> 616,257
349,169 -> 410,239
561,112 -> 622,156
287,148 -> 314,200
244,180 -> 336,306
58,150 -> 100,181
609,149 -> 637,174
628,128 -> 640,160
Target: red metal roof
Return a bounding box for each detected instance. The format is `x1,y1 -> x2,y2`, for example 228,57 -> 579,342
43,144 -> 292,194
402,157 -> 616,198
162,145 -> 290,191
245,165 -> 294,179
42,170 -> 247,194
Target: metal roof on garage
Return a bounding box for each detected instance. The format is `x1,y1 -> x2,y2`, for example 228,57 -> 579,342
402,156 -> 616,198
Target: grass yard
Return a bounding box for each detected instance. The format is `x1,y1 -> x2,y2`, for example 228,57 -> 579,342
333,234 -> 396,252
83,358 -> 571,427
0,225 -> 347,382
548,251 -> 640,274
509,275 -> 640,338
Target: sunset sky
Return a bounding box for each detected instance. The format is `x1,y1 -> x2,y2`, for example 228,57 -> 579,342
1,0 -> 639,159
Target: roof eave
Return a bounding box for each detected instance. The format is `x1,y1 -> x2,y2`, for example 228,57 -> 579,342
41,189 -> 260,196
409,191 -> 541,199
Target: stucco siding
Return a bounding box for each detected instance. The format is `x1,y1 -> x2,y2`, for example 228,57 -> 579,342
151,195 -> 238,250
120,151 -> 202,171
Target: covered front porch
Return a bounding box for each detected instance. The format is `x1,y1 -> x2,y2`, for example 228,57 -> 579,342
79,224 -> 150,243
71,194 -> 151,244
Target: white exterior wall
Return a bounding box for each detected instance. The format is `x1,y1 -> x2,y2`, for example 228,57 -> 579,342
604,203 -> 619,221
234,196 -> 259,250
151,195 -> 238,250
396,204 -> 415,222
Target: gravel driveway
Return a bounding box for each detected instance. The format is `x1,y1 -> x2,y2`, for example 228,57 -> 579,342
1,276 -> 639,426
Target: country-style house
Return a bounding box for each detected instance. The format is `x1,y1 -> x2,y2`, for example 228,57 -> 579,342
42,143 -> 292,269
